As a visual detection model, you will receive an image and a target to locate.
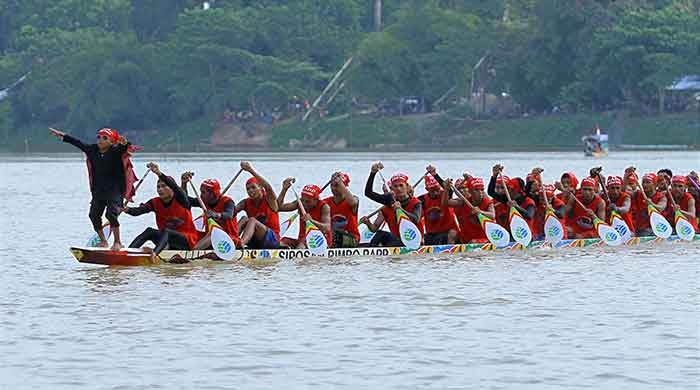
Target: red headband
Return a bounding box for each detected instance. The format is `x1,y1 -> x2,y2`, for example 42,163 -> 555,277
246,177 -> 259,186
671,175 -> 687,186
508,178 -> 524,194
301,184 -> 321,199
496,175 -> 510,186
581,178 -> 596,189
424,175 -> 441,190
468,177 -> 485,190
390,173 -> 409,186
606,176 -> 623,187
642,173 -> 657,184
339,173 -> 350,186
201,179 -> 221,197
543,183 -> 556,197
97,128 -> 119,143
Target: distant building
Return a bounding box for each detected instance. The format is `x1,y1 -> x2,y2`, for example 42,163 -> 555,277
665,75 -> 700,112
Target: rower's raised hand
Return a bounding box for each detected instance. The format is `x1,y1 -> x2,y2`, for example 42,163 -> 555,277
48,127 -> 65,140
443,178 -> 453,190
240,161 -> 253,172
146,162 -> 161,176
371,162 -> 384,173
492,164 -> 504,177
462,171 -> 473,181
426,164 -> 436,175
282,177 -> 294,189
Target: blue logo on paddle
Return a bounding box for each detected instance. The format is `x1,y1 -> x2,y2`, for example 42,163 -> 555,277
403,229 -> 417,241
605,231 -> 618,241
655,223 -> 668,233
680,225 -> 693,236
490,230 -> 504,240
615,224 -> 628,236
547,226 -> 561,237
308,234 -> 324,249
514,227 -> 529,240
217,241 -> 232,253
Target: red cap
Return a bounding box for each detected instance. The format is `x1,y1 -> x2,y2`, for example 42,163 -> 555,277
424,175 -> 441,190
508,177 -> 524,194
606,176 -> 623,187
301,184 -> 321,199
642,173 -> 657,184
200,179 -> 221,197
561,172 -> 579,190
496,175 -> 510,186
246,177 -> 259,186
338,173 -> 350,186
671,175 -> 687,185
390,173 -> 409,186
97,128 -> 119,143
581,177 -> 596,189
468,177 -> 485,190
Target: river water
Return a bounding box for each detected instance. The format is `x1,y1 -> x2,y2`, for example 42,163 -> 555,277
1,151 -> 698,389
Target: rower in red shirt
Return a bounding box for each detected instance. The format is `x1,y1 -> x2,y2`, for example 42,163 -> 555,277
604,175 -> 635,235
123,162 -> 199,257
236,161 -> 281,249
556,171 -> 579,238
630,173 -> 668,237
361,162 -> 424,247
419,167 -> 459,245
668,175 -> 698,232
277,179 -> 332,249
688,172 -> 700,220
563,177 -> 606,239
323,172 -> 361,248
487,165 -> 536,234
531,183 -> 566,241
487,169 -> 510,229
443,177 -> 495,243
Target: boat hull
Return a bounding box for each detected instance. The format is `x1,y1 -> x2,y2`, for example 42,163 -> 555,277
70,235 -> 695,267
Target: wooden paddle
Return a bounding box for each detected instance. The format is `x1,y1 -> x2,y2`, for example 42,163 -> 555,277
290,185 -> 328,255
86,169 -> 151,247
500,174 -> 533,247
188,181 -> 237,260
633,176 -> 672,239
539,185 -> 565,245
596,172 -> 633,242
666,187 -> 695,241
571,195 -> 622,246
450,182 -> 510,247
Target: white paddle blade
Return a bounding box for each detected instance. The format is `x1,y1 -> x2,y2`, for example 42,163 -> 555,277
509,214 -> 532,247
193,214 -> 206,233
544,215 -> 564,245
358,223 -> 376,244
650,211 -> 672,239
211,227 -> 237,260
597,223 -> 623,246
675,217 -> 696,241
484,221 -> 511,247
282,214 -> 300,239
611,216 -> 633,242
399,218 -> 422,250
305,229 -> 328,256
86,224 -> 112,247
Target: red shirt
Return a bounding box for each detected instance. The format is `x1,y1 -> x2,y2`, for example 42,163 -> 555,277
454,196 -> 492,242
676,192 -> 699,231
243,197 -> 280,237
149,197 -> 199,248
323,195 -> 360,241
209,195 -> 240,246
494,197 -> 535,233
631,191 -> 665,232
380,197 -> 425,237
533,196 -> 565,238
420,191 -> 458,234
571,194 -> 605,238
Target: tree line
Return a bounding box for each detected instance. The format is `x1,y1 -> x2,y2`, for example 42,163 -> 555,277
0,0 -> 698,144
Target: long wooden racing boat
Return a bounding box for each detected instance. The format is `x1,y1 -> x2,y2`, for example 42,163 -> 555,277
70,235 -> 697,267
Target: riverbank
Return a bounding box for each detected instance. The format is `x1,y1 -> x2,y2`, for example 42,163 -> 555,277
2,111 -> 698,153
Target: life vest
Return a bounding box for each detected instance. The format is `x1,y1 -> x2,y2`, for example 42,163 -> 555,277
571,194 -> 605,238
243,197 -> 280,237
420,191 -> 458,234
606,192 -> 635,234
209,195 -> 241,246
454,196 -> 492,242
380,197 -> 424,237
323,195 -> 360,241
533,195 -> 566,238
297,200 -> 333,245
150,197 -> 199,248
676,192 -> 699,232
631,191 -> 665,232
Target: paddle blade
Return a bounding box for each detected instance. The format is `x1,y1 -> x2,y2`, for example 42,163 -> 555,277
396,208 -> 422,250
483,219 -> 511,247
280,213 -> 299,238
193,214 -> 206,233
209,219 -> 237,260
543,211 -> 564,245
648,207 -> 672,239
508,208 -> 532,247
593,218 -> 623,246
86,224 -> 112,247
610,211 -> 633,242
304,221 -> 328,256
674,211 -> 696,241
358,223 -> 376,244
